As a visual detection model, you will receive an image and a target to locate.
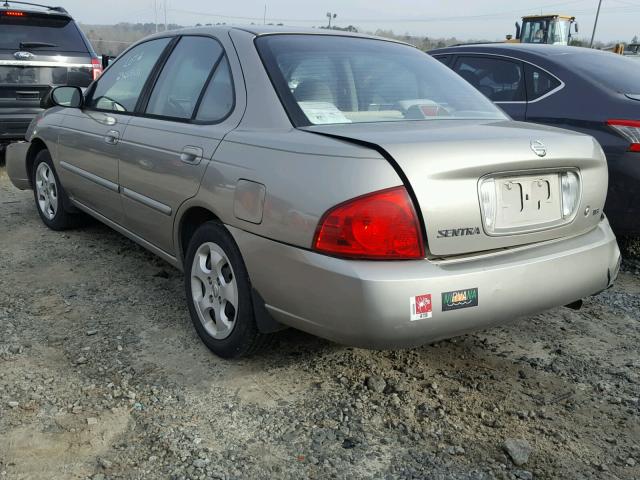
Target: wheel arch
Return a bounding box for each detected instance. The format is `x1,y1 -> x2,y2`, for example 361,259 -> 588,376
177,205 -> 222,265
25,138 -> 50,186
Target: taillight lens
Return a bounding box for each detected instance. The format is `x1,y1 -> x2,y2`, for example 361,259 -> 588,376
313,186 -> 424,260
91,58 -> 103,80
607,119 -> 640,152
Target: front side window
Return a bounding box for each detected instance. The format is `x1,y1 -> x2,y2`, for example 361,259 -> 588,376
146,36 -> 224,120
548,20 -> 570,45
256,35 -> 505,126
454,56 -> 525,102
87,38 -> 171,112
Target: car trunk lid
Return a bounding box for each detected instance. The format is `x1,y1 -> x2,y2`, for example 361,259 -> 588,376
301,120 -> 608,257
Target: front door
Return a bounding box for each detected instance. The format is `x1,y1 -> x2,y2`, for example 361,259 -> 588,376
56,37 -> 172,223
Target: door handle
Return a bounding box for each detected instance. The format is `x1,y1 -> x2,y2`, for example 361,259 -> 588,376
180,146 -> 203,164
104,130 -> 120,145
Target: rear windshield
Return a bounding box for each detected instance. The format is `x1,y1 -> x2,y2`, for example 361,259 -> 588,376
256,34 -> 506,126
0,13 -> 88,53
565,50 -> 640,94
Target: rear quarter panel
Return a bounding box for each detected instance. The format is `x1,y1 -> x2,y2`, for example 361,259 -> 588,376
176,128 -> 403,253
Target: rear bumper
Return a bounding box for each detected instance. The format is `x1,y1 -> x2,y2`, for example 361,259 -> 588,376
230,220 -> 620,349
6,140 -> 31,190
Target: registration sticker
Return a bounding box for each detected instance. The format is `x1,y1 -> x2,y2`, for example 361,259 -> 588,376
410,294 -> 432,321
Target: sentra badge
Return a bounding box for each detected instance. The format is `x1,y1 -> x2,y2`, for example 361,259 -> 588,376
437,227 -> 481,238
441,288 -> 478,311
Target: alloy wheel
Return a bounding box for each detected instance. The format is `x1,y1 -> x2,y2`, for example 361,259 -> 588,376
35,162 -> 58,220
190,242 -> 238,340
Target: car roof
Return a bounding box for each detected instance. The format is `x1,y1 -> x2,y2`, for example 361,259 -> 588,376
143,24 -> 409,46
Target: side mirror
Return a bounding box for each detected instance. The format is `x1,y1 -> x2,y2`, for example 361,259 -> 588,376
574,22 -> 579,33
515,22 -> 521,40
41,86 -> 83,109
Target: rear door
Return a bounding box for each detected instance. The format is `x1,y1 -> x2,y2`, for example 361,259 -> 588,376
0,10 -> 93,137
452,55 -> 527,120
118,35 -> 242,254
57,37 -> 172,223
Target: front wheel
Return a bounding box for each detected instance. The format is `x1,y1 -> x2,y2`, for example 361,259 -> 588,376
31,149 -> 80,230
184,221 -> 269,358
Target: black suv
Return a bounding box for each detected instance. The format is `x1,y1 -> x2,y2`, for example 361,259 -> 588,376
0,2 -> 101,154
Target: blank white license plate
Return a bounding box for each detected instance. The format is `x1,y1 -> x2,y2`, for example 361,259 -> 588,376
495,173 -> 562,229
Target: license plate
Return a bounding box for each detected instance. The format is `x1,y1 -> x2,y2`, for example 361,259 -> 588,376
495,173 -> 562,230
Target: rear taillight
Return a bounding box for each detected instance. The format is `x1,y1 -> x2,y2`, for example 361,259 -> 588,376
313,186 -> 424,260
91,58 -> 103,80
607,119 -> 640,152
3,11 -> 25,16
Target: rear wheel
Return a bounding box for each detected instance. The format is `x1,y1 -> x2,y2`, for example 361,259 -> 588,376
31,149 -> 80,230
184,221 -> 269,358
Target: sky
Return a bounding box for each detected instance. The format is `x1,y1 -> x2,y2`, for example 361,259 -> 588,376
42,0 -> 640,43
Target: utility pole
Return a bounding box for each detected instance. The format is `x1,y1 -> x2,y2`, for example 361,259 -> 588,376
154,0 -> 158,33
590,0 -> 603,47
263,4 -> 266,25
326,12 -> 336,28
163,0 -> 168,32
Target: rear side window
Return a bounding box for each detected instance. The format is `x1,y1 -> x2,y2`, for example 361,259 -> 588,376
454,56 -> 526,102
146,36 -> 225,120
87,38 -> 171,113
434,55 -> 450,65
195,56 -> 234,122
524,64 -> 561,100
0,12 -> 88,53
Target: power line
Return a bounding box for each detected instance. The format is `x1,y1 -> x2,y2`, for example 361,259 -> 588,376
167,1 -> 640,26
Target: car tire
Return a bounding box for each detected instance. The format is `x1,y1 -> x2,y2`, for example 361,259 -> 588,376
31,149 -> 81,230
184,221 -> 270,358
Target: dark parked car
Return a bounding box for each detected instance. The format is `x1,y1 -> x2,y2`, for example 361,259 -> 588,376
430,44 -> 640,235
0,2 -> 101,155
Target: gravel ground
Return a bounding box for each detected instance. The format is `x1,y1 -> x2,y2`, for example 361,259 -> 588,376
1,167 -> 639,480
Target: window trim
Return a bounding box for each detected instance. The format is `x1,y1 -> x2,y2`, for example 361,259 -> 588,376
444,52 -> 565,104
83,34 -> 236,126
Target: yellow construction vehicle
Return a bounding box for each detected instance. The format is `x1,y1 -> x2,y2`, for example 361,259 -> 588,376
507,15 -> 578,45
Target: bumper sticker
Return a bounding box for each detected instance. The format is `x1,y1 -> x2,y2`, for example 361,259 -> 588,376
410,294 -> 432,321
442,288 -> 478,311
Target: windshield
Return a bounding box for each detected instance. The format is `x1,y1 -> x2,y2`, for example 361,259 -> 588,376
521,19 -> 549,43
256,35 -> 506,126
0,13 -> 88,53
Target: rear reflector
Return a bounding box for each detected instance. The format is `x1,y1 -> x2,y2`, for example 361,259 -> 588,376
313,186 -> 424,260
607,119 -> 640,152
